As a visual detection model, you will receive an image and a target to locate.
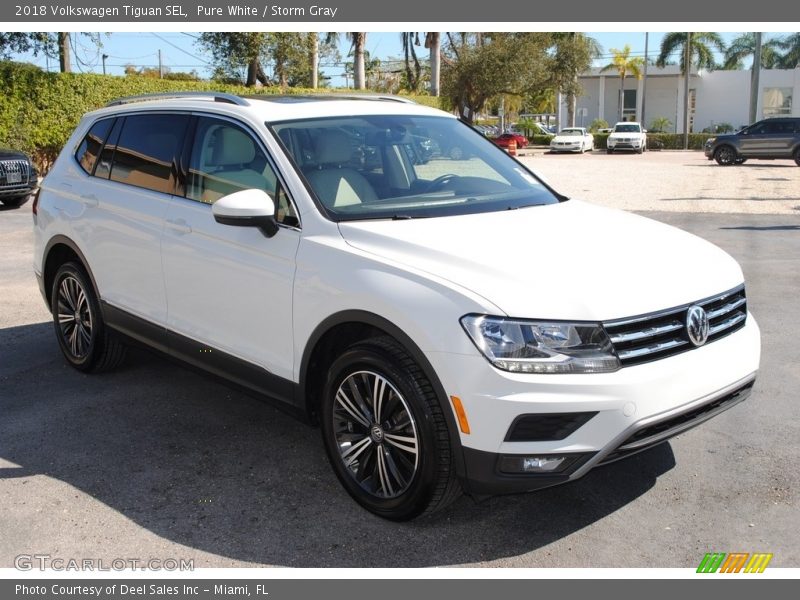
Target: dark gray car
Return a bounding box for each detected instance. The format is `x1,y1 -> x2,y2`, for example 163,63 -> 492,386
0,149 -> 38,207
705,117 -> 800,166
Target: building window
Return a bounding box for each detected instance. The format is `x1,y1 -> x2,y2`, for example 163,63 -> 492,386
763,88 -> 793,117
623,89 -> 637,119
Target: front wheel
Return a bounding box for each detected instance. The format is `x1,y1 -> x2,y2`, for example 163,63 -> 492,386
607,148 -> 614,154
714,145 -> 737,166
794,148 -> 800,166
51,262 -> 127,372
320,337 -> 460,520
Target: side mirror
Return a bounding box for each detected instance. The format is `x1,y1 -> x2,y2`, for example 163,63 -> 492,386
212,189 -> 278,238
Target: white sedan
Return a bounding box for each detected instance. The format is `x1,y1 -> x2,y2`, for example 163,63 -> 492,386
549,127 -> 594,153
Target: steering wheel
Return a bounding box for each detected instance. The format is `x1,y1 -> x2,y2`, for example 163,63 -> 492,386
426,174 -> 459,192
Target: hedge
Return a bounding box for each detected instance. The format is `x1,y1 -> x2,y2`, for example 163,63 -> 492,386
0,61 -> 442,170
590,132 -> 715,150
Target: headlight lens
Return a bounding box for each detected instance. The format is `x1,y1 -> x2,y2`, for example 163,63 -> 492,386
461,315 -> 620,374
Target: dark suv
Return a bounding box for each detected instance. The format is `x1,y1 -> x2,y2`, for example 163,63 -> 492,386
705,117 -> 800,166
0,149 -> 38,207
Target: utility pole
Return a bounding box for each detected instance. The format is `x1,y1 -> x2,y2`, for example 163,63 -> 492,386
682,32 -> 691,149
749,32 -> 762,124
641,32 -> 649,129
158,49 -> 163,79
102,54 -> 108,75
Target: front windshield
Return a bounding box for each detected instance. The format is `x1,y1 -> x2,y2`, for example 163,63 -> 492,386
271,115 -> 559,221
614,124 -> 641,133
560,129 -> 583,136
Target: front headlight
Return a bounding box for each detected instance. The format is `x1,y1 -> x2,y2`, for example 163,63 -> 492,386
706,137 -> 716,146
460,315 -> 620,374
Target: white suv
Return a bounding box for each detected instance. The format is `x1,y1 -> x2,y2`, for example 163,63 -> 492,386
33,93 -> 760,520
607,121 -> 647,154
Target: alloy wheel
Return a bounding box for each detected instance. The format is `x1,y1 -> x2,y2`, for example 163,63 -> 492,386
56,275 -> 93,359
332,370 -> 420,499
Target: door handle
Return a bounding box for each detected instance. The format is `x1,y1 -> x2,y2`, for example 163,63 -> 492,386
165,218 -> 192,235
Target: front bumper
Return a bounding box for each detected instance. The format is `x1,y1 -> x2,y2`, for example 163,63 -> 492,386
608,139 -> 644,150
427,316 -> 760,495
551,143 -> 583,152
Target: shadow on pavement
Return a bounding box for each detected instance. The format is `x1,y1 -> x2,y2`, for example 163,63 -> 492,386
1,321 -> 675,567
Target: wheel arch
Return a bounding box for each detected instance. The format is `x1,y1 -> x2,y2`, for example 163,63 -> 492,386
42,235 -> 99,312
298,309 -> 466,478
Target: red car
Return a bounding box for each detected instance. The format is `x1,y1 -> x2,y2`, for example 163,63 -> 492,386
493,132 -> 529,150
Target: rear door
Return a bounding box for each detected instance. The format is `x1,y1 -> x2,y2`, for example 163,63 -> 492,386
84,112 -> 190,328
160,115 -> 301,389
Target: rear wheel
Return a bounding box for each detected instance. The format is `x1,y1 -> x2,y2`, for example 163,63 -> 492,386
320,336 -> 461,520
51,262 -> 127,372
714,145 -> 737,166
794,148 -> 800,166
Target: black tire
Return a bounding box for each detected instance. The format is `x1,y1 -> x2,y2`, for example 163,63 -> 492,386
320,336 -> 461,520
607,148 -> 614,154
714,145 -> 737,166
0,195 -> 27,208
636,146 -> 644,154
51,262 -> 127,373
794,148 -> 800,166
735,158 -> 747,165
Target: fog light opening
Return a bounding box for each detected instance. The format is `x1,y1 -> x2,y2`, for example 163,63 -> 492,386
499,453 -> 586,474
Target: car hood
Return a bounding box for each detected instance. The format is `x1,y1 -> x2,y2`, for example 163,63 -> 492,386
0,149 -> 28,160
337,200 -> 744,320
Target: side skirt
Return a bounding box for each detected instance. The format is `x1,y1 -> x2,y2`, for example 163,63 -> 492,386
101,301 -> 305,421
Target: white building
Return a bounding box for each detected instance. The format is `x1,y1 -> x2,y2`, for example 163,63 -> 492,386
561,65 -> 799,133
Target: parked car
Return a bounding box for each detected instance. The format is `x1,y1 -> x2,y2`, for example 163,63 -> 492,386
511,122 -> 554,136
549,127 -> 594,153
0,149 -> 38,207
34,93 -> 760,521
607,122 -> 647,154
704,117 -> 800,166
493,132 -> 529,150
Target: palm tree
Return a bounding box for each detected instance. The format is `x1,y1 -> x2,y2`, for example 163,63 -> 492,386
424,32 -> 441,97
601,45 -> 645,122
723,33 -> 780,69
775,32 -> 800,68
347,33 -> 367,89
656,32 -> 726,73
401,32 -> 423,92
310,33 -> 338,88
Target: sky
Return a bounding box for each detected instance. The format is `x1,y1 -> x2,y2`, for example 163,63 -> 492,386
15,31 -> 787,85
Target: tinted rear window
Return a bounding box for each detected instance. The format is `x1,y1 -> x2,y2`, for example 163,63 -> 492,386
109,114 -> 190,195
75,118 -> 114,175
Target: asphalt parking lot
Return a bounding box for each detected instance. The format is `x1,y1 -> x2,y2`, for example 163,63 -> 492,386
1,153 -> 798,568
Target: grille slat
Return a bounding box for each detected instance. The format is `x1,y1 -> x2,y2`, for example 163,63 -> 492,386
604,285 -> 747,367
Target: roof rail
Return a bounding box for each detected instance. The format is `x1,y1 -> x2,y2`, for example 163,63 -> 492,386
244,93 -> 418,105
106,92 -> 249,107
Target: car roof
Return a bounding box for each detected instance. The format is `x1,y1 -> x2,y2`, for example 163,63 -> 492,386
83,93 -> 452,124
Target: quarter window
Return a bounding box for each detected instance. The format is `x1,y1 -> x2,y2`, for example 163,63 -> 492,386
108,114 -> 190,195
75,118 -> 114,175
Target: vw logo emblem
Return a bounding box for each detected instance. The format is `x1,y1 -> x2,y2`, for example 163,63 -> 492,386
686,305 -> 710,347
370,425 -> 384,443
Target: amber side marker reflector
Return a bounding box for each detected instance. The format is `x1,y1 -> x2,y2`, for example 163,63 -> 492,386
450,396 -> 470,434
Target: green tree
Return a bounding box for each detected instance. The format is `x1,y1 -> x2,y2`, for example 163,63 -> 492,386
656,32 -> 726,74
551,33 -> 602,127
199,33 -> 269,86
600,45 -> 645,122
588,118 -> 609,133
648,116 -> 672,132
775,32 -> 800,68
0,32 -> 101,73
401,32 -> 423,92
441,33 -> 552,123
723,33 -> 781,69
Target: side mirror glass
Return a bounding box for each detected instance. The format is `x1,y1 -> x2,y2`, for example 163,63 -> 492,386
212,189 -> 278,238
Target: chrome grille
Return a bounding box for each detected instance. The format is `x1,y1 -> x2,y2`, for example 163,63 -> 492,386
0,159 -> 30,188
604,285 -> 747,367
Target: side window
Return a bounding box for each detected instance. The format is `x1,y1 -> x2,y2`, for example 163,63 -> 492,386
94,117 -> 123,180
187,117 -> 298,226
75,118 -> 114,175
109,114 -> 190,195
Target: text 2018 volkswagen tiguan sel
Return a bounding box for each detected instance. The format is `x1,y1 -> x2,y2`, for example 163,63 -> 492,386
33,93 -> 760,520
